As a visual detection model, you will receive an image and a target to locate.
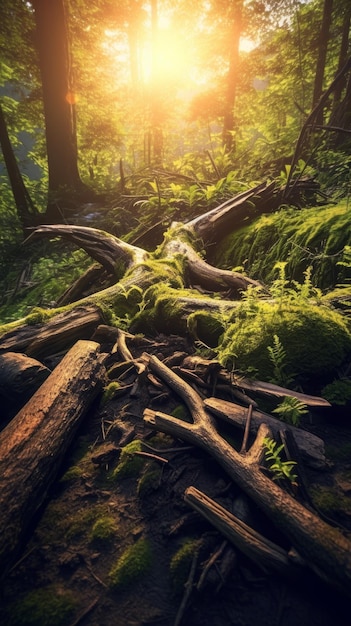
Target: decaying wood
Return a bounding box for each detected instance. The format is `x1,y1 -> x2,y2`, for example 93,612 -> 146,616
0,351 -> 50,399
181,356 -> 331,407
0,305 -> 103,358
0,340 -> 106,577
143,355 -> 351,598
185,486 -> 302,576
203,396 -> 325,468
25,224 -> 148,274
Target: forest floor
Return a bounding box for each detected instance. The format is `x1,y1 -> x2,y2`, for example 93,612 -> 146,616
0,334 -> 351,626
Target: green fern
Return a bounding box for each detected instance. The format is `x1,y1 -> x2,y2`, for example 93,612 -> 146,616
267,334 -> 294,387
272,396 -> 308,426
263,437 -> 298,484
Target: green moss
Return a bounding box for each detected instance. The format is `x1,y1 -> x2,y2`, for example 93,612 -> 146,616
213,203 -> 351,290
310,485 -> 351,515
137,467 -> 163,497
187,310 -> 224,347
109,537 -> 152,589
66,507 -> 103,540
100,381 -> 121,406
171,404 -> 192,423
60,465 -> 84,482
26,307 -> 52,325
217,302 -> 351,382
170,539 -> 201,593
90,515 -> 119,542
9,587 -> 75,626
111,440 -> 146,480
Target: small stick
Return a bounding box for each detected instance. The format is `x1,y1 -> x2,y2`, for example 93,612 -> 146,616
197,540 -> 227,591
240,403 -> 253,454
174,551 -> 198,626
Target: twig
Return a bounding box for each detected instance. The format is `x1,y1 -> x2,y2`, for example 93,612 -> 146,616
174,551 -> 199,626
197,540 -> 227,591
240,403 -> 253,454
133,450 -> 169,464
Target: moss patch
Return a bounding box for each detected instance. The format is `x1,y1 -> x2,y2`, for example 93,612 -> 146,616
112,440 -> 146,480
9,586 -> 75,626
109,537 -> 152,589
170,538 -> 201,593
217,301 -> 351,382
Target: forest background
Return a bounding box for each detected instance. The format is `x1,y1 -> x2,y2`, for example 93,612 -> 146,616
1,0 -> 351,324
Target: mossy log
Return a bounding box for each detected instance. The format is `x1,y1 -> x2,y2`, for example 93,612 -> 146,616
0,340 -> 106,577
0,305 -> 104,359
143,355 -> 351,598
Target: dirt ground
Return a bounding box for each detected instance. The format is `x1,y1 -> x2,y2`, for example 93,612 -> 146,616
0,335 -> 350,626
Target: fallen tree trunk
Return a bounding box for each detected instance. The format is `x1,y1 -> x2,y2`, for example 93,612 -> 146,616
0,340 -> 106,578
143,354 -> 351,598
0,305 -> 104,358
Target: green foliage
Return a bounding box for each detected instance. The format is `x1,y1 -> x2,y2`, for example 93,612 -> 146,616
322,379 -> 351,406
272,396 -> 308,427
217,298 -> 351,383
217,258 -> 351,383
109,537 -> 152,589
9,587 -> 75,626
263,437 -> 298,484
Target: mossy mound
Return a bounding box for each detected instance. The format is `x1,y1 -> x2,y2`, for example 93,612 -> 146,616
109,537 -> 152,589
217,302 -> 351,383
212,203 -> 351,289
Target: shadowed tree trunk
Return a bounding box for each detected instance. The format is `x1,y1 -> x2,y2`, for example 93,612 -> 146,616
32,0 -> 88,217
0,102 -> 39,231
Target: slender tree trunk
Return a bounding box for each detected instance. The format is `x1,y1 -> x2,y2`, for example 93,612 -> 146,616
222,0 -> 243,153
332,1 -> 351,112
312,0 -> 334,126
0,103 -> 38,231
32,0 -> 86,208
150,0 -> 163,164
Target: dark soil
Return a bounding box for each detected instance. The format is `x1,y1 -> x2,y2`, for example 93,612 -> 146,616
0,334 -> 350,626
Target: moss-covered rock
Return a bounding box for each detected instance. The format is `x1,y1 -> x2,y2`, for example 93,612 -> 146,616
217,301 -> 351,383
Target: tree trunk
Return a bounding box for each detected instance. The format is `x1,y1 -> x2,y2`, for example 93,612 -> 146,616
0,340 -> 106,578
222,0 -> 244,152
0,103 -> 39,231
311,0 -> 333,126
32,0 -> 87,214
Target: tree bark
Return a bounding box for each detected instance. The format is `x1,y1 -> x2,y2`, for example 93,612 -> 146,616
32,0 -> 87,213
0,305 -> 104,359
0,340 -> 106,578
